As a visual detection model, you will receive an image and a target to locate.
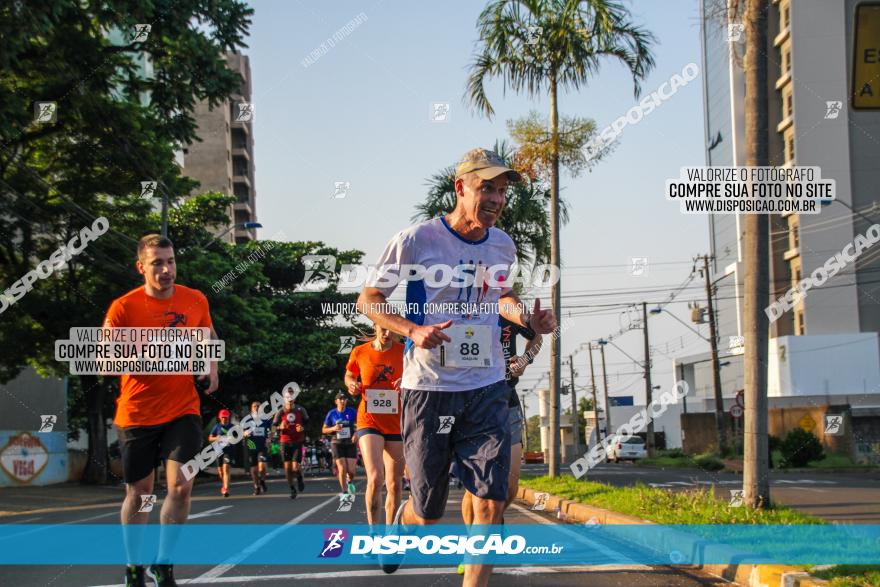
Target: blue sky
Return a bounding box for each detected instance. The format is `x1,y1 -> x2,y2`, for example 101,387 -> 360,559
245,0 -> 715,416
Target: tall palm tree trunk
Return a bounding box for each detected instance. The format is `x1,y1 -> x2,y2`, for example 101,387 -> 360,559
548,71 -> 562,477
742,0 -> 771,508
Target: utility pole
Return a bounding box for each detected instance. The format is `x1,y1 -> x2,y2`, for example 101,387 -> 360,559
521,391 -> 528,452
588,344 -> 600,445
568,355 -> 580,460
641,302 -> 655,456
742,0 -> 771,508
599,342 -> 611,437
703,254 -> 727,453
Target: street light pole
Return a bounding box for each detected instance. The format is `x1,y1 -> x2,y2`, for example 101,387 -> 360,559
641,302 -> 655,456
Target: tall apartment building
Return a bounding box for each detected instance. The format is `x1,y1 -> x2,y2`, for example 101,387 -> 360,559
182,51 -> 257,243
673,0 -> 880,460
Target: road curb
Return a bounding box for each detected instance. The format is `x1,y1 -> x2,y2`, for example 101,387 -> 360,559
516,486 -> 830,587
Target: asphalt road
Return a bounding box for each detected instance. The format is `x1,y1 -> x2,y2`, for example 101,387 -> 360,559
0,473 -> 726,587
523,462 -> 880,522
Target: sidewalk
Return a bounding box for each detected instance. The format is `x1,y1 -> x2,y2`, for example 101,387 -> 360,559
0,467 -> 323,516
0,482 -> 123,515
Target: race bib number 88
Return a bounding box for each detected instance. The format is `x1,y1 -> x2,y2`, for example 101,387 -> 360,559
442,324 -> 493,368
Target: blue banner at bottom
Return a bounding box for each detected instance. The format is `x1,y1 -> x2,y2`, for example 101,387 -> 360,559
0,524 -> 877,565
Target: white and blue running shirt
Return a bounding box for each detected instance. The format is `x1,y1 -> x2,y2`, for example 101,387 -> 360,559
367,217 -> 517,392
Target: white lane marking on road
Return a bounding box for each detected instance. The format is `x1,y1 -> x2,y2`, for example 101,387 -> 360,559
509,503 -> 649,569
195,492 -> 340,580
188,506 -> 233,520
7,517 -> 43,523
774,480 -> 836,485
90,565 -> 646,585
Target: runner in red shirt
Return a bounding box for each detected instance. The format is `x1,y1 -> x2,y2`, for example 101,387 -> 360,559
273,388 -> 309,499
344,325 -> 404,531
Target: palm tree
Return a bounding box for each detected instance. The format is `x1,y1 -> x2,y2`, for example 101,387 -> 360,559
465,0 -> 656,476
413,140 -> 567,270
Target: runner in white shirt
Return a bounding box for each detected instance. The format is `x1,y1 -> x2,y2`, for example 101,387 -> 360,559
357,148 -> 557,586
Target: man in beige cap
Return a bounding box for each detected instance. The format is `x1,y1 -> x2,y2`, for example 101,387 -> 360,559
357,148 -> 557,586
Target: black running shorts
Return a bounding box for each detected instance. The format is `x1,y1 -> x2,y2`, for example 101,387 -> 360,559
116,414 -> 203,483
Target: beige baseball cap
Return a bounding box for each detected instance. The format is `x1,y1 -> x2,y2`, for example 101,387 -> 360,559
454,148 -> 522,182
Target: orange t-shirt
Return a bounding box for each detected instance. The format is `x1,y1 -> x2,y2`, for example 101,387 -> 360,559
104,285 -> 213,428
346,341 -> 404,435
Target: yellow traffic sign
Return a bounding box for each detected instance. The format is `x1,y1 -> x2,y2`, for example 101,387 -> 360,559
799,414 -> 816,432
853,4 -> 880,109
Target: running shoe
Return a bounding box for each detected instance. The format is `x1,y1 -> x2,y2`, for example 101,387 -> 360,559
252,485 -> 260,496
347,481 -> 356,495
290,485 -> 297,499
260,478 -> 268,493
222,489 -> 229,498
297,476 -> 305,492
380,498 -> 408,574
124,565 -> 146,587
146,564 -> 177,587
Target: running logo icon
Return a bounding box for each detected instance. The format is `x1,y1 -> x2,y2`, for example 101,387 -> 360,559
140,181 -> 157,199
235,102 -> 254,122
430,102 -> 450,122
729,490 -> 744,508
298,254 -> 336,291
332,181 -> 351,199
824,101 -> 843,119
132,24 -> 151,42
532,492 -> 549,511
727,23 -> 744,42
34,102 -> 57,124
38,415 -> 56,432
630,257 -> 648,276
318,528 -> 348,558
526,25 -> 542,45
824,415 -> 843,435
337,493 -> 355,512
437,416 -> 455,434
138,494 -> 157,513
337,336 -> 356,355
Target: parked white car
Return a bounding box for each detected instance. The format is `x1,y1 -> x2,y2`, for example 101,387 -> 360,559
605,436 -> 647,463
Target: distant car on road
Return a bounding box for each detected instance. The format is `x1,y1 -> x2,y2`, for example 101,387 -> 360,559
606,436 -> 647,463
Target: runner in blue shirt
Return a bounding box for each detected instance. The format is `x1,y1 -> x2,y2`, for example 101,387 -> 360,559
243,401 -> 273,495
208,409 -> 234,498
322,393 -> 358,495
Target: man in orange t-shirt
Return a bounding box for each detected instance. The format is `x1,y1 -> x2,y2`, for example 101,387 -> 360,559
344,325 -> 404,531
104,234 -> 219,587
